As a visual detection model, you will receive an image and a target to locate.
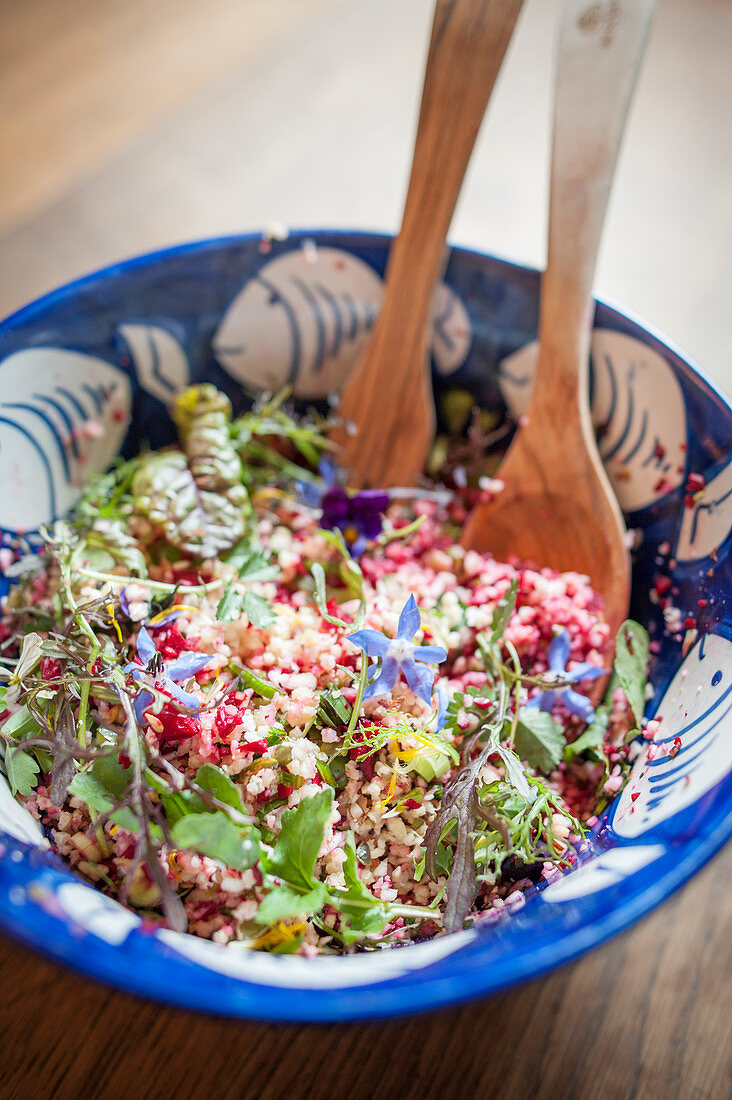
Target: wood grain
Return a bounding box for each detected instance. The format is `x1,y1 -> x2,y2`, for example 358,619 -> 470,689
463,0 -> 658,640
1,842 -> 730,1099
333,0 -> 525,488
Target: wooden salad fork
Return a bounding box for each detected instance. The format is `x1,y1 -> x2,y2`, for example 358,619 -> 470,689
331,0 -> 526,488
463,0 -> 656,640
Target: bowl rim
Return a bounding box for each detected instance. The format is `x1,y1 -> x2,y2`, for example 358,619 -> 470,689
0,228 -> 730,1023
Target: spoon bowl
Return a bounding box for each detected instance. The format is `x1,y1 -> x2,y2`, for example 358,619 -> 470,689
464,0 -> 656,638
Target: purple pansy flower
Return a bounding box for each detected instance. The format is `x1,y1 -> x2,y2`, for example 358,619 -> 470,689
527,629 -> 605,723
123,626 -> 214,721
347,594 -> 447,705
321,486 -> 390,557
297,457 -> 389,556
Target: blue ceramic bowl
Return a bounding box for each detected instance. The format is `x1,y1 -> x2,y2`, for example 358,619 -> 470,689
0,230 -> 730,1022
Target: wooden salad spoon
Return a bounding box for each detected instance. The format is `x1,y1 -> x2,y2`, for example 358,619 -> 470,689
331,0 -> 526,488
463,0 -> 656,640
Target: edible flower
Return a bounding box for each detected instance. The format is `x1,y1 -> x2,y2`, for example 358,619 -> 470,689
123,626 -> 214,721
297,457 -> 389,556
347,595 -> 447,705
527,629 -> 604,723
3,632 -> 43,705
321,486 -> 390,557
296,455 -> 339,509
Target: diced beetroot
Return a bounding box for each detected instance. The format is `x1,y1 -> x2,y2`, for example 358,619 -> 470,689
277,783 -> 294,799
243,739 -> 268,755
158,625 -> 191,659
155,703 -> 201,745
40,658 -> 62,680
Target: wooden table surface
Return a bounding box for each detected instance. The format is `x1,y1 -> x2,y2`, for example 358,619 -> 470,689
1,1 -> 731,1097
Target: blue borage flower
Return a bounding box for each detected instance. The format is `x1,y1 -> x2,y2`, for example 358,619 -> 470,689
347,595 -> 447,705
527,628 -> 604,723
122,626 -> 214,721
434,683 -> 449,733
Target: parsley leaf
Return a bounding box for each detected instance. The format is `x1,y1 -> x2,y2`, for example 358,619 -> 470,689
242,591 -> 275,629
4,746 -> 40,796
615,620 -> 650,726
216,578 -> 243,622
262,788 -> 333,890
223,542 -> 279,583
216,585 -> 275,628
514,709 -> 565,773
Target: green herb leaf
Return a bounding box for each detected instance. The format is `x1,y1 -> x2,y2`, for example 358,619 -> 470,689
236,666 -> 277,699
242,591 -> 275,629
224,542 -> 279,583
68,761 -> 141,832
170,813 -> 260,870
4,746 -> 40,796
255,882 -> 327,926
262,788 -> 333,891
216,578 -> 243,623
1,705 -> 41,741
195,763 -> 246,815
328,834 -> 390,943
514,709 -> 565,774
614,620 -> 650,726
490,579 -> 518,644
565,705 -> 609,763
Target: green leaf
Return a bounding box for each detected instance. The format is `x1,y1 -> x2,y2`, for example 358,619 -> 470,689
171,813 -> 260,870
216,578 -> 243,623
565,705 -> 609,763
328,834 -> 390,944
242,591 -> 275,629
1,705 -> 41,741
224,542 -> 279,583
614,620 -> 650,726
4,746 -> 40,796
490,579 -> 518,644
262,788 -> 333,891
68,764 -> 141,832
195,763 -> 246,814
131,385 -> 250,560
255,883 -> 327,926
514,709 -> 566,773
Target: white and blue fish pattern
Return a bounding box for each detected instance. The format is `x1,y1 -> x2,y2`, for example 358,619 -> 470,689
118,323 -> 191,406
0,348 -> 131,532
676,459 -> 732,563
212,245 -> 471,400
613,629 -> 732,839
498,329 -> 688,512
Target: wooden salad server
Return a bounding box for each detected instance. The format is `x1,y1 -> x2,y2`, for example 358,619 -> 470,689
331,0 -> 526,488
463,0 -> 656,639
